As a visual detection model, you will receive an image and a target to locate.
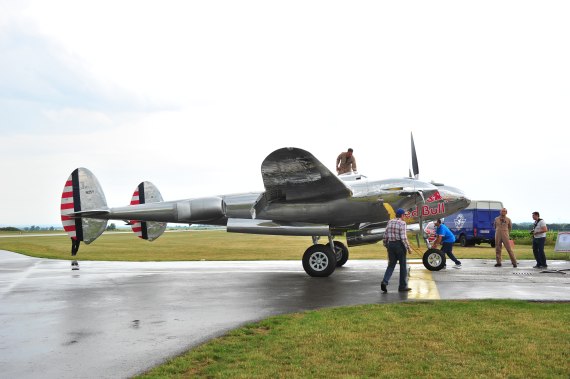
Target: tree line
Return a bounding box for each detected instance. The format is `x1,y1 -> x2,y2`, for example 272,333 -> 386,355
0,226 -> 56,232
1,223 -> 118,232
512,223 -> 570,231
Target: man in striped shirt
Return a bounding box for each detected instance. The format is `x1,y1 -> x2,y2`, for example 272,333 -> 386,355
381,208 -> 412,293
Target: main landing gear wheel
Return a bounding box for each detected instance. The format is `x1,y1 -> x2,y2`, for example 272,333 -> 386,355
302,244 -> 337,277
331,241 -> 349,267
422,249 -> 445,271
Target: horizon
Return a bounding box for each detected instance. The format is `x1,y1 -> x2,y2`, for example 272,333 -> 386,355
3,220 -> 568,229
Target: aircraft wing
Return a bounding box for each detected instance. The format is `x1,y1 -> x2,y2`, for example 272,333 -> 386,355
260,147 -> 352,202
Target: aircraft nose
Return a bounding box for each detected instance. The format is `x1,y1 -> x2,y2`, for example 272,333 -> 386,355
439,186 -> 470,213
451,192 -> 470,213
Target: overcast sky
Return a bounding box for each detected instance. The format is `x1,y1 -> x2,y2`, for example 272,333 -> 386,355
1,0 -> 569,227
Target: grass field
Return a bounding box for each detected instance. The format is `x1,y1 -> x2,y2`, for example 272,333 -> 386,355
137,300 -> 570,378
0,229 -> 566,262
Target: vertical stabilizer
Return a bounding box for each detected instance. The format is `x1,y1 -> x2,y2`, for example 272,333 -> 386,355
129,182 -> 167,241
60,168 -> 108,244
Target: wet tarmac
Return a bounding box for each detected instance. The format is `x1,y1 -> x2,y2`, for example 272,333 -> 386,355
0,250 -> 568,378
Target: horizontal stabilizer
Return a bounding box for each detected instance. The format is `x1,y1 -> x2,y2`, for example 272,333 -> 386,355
69,209 -> 110,217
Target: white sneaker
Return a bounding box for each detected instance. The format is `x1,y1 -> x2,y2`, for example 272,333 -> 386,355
454,263 -> 462,268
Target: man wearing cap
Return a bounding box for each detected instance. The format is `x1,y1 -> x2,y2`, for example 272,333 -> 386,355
431,219 -> 462,268
336,148 -> 357,175
381,208 -> 412,293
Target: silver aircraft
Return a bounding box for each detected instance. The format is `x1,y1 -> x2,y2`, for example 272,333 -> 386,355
60,135 -> 470,276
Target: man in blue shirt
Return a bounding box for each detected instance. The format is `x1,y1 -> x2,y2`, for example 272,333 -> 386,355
431,218 -> 462,268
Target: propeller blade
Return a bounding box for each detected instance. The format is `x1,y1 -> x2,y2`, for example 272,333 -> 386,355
411,132 -> 419,178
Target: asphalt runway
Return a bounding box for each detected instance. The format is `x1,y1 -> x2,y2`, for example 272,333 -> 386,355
1,250 -> 569,379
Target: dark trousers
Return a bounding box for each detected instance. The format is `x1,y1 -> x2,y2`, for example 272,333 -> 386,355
441,242 -> 460,265
532,237 -> 547,266
382,241 -> 408,289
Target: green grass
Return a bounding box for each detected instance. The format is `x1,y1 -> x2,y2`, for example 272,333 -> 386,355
0,230 -> 565,262
138,300 -> 570,378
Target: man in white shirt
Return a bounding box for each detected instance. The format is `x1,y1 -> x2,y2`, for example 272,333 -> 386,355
531,211 -> 548,268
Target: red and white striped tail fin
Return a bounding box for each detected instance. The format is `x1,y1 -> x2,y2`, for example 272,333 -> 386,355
61,173 -> 81,240
129,181 -> 166,241
60,168 -> 108,244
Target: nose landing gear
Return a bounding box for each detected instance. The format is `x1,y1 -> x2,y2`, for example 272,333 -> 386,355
422,249 -> 445,271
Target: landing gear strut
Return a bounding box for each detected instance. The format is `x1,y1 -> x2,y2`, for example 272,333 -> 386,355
331,241 -> 349,267
71,238 -> 80,270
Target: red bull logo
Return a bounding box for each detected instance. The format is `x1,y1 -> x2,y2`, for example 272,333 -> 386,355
404,203 -> 446,219
426,191 -> 442,203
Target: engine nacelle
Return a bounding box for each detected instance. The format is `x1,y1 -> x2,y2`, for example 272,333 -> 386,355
175,197 -> 227,223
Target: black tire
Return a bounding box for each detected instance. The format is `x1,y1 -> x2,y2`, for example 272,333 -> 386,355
331,241 -> 349,267
302,244 -> 337,277
490,240 -> 496,248
422,249 -> 445,271
459,234 -> 467,247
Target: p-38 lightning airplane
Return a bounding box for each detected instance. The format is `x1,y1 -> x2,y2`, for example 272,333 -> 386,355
60,134 -> 470,276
